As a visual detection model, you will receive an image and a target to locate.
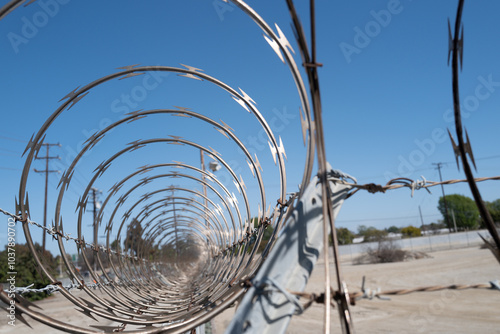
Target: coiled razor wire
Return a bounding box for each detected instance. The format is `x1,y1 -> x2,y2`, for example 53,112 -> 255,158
1,0 -> 500,333
0,1 -> 316,333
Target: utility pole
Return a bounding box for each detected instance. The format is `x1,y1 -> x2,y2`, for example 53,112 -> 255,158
89,187 -> 102,273
418,205 -> 425,232
34,143 -> 61,253
433,162 -> 452,232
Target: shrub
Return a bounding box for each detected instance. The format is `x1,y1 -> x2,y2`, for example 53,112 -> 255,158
401,226 -> 421,238
354,239 -> 408,264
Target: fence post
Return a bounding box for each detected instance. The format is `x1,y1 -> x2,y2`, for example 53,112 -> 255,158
225,176 -> 351,334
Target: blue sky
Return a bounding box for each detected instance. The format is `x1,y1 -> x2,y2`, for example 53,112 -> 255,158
0,0 -> 499,256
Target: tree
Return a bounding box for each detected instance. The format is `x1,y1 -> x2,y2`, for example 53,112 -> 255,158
110,239 -> 121,251
401,225 -> 421,238
486,199 -> 500,224
386,226 -> 400,234
357,225 -> 387,242
124,218 -> 144,256
0,243 -> 58,301
438,194 -> 480,230
336,228 -> 355,245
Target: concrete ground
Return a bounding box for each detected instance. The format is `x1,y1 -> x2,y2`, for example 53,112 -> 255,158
212,246 -> 500,333
1,246 -> 499,333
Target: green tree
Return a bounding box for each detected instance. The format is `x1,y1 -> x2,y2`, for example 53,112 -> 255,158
438,194 -> 480,230
336,227 -> 355,245
0,243 -> 58,301
110,239 -> 121,251
486,199 -> 500,223
357,225 -> 387,242
401,225 -> 421,238
386,226 -> 401,234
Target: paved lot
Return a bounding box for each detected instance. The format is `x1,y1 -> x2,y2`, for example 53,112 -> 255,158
1,246 -> 499,333
213,246 -> 500,333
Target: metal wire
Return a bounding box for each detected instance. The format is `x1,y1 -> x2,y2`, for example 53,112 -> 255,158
1,1 -> 499,333
336,175 -> 500,199
0,1 -> 315,332
290,281 -> 500,310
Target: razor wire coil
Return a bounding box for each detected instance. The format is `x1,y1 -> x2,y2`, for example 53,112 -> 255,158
1,0 -> 500,333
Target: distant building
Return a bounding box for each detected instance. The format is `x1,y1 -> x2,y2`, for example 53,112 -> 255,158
352,237 -> 364,244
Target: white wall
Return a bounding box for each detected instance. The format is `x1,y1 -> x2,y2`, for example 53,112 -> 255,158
338,229 -> 491,262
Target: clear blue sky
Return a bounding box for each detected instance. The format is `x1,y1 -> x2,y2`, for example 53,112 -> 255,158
0,0 -> 499,256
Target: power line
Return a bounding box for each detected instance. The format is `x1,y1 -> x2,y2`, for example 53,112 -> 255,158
0,135 -> 27,143
0,153 -> 20,158
444,154 -> 500,164
353,156 -> 500,182
48,158 -> 88,195
0,166 -> 21,171
355,166 -> 436,182
0,147 -> 21,154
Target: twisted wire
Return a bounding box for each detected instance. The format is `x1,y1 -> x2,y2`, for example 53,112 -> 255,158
289,280 -> 499,311
0,209 -> 146,261
1,1 -> 499,333
337,175 -> 500,198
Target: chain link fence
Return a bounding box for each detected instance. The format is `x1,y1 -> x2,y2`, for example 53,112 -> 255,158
339,229 -> 490,262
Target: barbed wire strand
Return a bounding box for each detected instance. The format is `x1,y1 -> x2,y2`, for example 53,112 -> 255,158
0,208 -> 144,261
2,278 -> 147,296
329,175 -> 500,199
290,280 -> 500,312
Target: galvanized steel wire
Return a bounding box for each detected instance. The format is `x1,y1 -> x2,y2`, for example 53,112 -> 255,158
1,0 -> 500,333
0,1 -> 314,333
